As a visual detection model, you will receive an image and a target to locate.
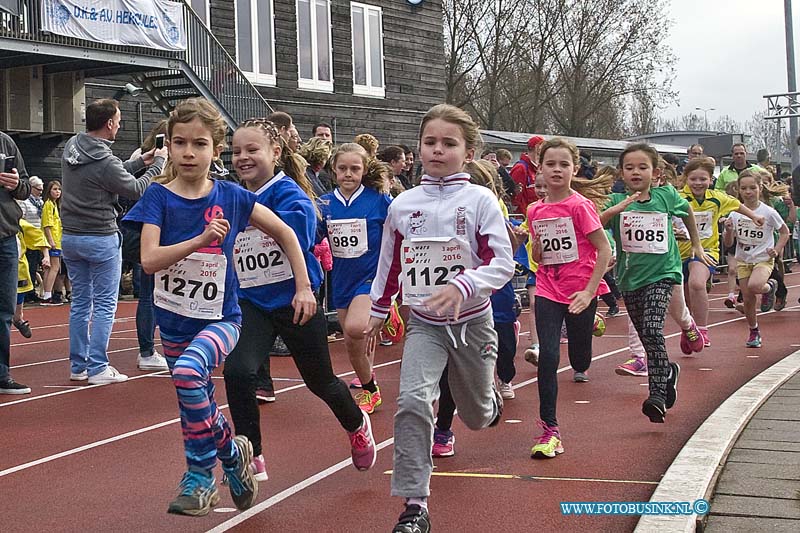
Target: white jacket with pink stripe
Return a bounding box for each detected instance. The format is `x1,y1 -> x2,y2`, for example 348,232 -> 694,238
369,172 -> 514,326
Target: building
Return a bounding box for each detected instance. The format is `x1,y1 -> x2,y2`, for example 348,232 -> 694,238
0,0 -> 445,179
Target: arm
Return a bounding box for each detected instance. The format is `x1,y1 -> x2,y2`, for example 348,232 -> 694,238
599,192 -> 641,226
679,206 -> 715,266
140,217 -> 229,275
723,217 -> 735,248
43,226 -> 55,248
104,154 -> 166,201
770,224 -> 791,258
568,228 -> 612,314
735,203 -> 765,226
248,203 -> 316,325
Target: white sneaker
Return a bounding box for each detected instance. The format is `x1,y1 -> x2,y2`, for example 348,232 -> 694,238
70,370 -> 88,381
137,351 -> 168,370
524,343 -> 540,366
498,381 -> 515,400
88,365 -> 128,385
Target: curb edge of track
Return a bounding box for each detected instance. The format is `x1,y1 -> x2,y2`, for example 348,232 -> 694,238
633,349 -> 800,533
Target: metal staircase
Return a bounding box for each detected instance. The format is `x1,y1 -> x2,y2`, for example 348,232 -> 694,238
131,1 -> 273,129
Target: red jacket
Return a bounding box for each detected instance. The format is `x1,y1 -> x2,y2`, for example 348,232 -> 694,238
510,153 -> 539,214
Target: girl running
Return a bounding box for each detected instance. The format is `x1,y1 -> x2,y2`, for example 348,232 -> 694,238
40,180 -> 63,305
527,138 -> 612,458
318,143 -> 392,414
677,157 -> 763,347
602,143 -> 710,423
723,170 -> 790,347
124,99 -> 310,516
365,104 -> 512,533
223,121 -> 377,483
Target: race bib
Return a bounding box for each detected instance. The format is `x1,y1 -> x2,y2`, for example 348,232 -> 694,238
694,211 -> 713,239
327,218 -> 368,258
532,217 -> 578,265
620,212 -> 669,254
400,237 -> 468,306
736,218 -> 767,246
234,227 -> 293,288
155,252 -> 226,320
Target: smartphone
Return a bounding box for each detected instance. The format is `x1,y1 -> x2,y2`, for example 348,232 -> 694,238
1,155 -> 14,173
155,134 -> 165,149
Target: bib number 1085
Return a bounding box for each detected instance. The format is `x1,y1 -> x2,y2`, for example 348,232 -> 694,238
160,275 -> 219,301
624,228 -> 665,243
406,265 -> 464,287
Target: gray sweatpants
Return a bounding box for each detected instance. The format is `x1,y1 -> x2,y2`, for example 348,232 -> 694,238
391,313 -> 500,498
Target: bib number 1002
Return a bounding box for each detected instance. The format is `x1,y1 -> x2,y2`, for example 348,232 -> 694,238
624,228 -> 665,243
407,265 -> 464,286
236,250 -> 284,272
160,275 -> 218,301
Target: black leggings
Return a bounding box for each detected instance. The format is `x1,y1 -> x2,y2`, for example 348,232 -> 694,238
223,299 -> 363,456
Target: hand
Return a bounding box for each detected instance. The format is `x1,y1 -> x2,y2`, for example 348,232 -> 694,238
694,245 -> 716,267
723,217 -> 734,231
363,316 -> 385,340
423,283 -> 465,320
291,287 -> 317,325
154,146 -> 169,160
767,247 -> 778,258
0,168 -> 19,190
752,215 -> 765,227
606,256 -> 617,270
567,289 -> 593,314
198,212 -> 229,247
41,255 -> 50,269
619,191 -> 642,209
530,232 -> 543,263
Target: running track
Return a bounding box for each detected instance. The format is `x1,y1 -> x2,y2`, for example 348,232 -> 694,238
2,275 -> 800,532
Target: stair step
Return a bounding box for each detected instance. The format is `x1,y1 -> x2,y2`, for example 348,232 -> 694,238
138,72 -> 185,83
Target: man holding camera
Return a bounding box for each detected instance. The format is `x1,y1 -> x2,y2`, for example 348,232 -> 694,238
0,131 -> 32,394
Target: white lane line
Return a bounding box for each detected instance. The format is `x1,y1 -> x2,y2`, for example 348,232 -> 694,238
11,343 -> 163,370
9,328 -> 138,349
206,308 -> 800,532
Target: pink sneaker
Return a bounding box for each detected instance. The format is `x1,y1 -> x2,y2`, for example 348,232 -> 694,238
699,327 -> 710,348
349,372 -> 376,389
348,412 -> 376,471
432,428 -> 455,457
680,321 -> 704,354
250,454 -> 268,482
615,357 -> 647,377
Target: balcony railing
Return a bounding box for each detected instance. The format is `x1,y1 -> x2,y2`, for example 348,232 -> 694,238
0,0 -> 272,127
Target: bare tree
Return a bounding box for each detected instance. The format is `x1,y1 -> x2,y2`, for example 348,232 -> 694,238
443,0 -> 482,107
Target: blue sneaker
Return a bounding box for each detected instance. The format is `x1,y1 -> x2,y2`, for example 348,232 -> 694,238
167,469 -> 220,516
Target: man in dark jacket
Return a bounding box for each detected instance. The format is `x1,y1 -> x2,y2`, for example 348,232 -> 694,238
61,99 -> 166,385
0,132 -> 32,394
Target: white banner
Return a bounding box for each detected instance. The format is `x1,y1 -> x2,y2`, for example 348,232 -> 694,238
41,0 -> 186,51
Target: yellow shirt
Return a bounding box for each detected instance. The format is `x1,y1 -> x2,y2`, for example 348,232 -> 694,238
41,200 -> 62,250
677,186 -> 740,262
518,219 -> 538,273
17,219 -> 49,294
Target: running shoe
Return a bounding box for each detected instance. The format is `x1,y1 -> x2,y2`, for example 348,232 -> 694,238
615,357 -> 647,377
349,412 -> 376,471
699,328 -> 710,348
392,504 -> 431,533
760,279 -> 777,312
746,328 -> 762,348
498,381 -> 515,399
349,372 -> 375,389
70,370 -> 88,381
221,435 -> 258,511
573,371 -> 589,383
12,319 -> 31,338
524,343 -> 540,366
382,301 -> 405,343
250,454 -> 268,482
530,420 -> 563,458
774,297 -> 786,312
167,469 -> 220,516
137,350 -> 168,370
665,362 -> 680,409
679,320 -> 704,355
642,396 -> 666,423
432,428 -> 455,457
355,386 -> 382,414
255,387 -> 276,403
0,377 -> 31,395
606,304 -> 620,317
724,293 -> 736,309
488,386 -> 504,427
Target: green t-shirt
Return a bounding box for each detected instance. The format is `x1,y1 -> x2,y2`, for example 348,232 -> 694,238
606,186 -> 690,292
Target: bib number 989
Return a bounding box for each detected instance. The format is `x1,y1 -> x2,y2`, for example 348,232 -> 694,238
330,235 -> 359,248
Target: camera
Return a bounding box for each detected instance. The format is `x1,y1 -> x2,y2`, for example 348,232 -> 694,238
155,134 -> 165,149
1,154 -> 15,174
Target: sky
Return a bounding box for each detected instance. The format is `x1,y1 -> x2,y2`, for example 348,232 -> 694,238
663,0 -> 800,126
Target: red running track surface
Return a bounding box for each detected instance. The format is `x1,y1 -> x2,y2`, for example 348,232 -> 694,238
2,275 -> 800,532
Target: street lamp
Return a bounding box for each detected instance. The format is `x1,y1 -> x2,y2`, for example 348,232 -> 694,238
695,107 -> 715,130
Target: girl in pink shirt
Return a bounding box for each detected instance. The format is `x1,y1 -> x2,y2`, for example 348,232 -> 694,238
526,138 -> 612,459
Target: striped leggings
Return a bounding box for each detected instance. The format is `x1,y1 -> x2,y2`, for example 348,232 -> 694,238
161,322 -> 241,472
622,280 -> 673,401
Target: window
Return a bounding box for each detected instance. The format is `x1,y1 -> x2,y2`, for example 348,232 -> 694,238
236,0 -> 276,86
297,0 -> 333,92
189,0 -> 210,26
351,3 -> 384,97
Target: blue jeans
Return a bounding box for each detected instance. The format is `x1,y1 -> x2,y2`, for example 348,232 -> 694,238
62,233 -> 122,376
0,235 -> 18,380
135,266 -> 155,356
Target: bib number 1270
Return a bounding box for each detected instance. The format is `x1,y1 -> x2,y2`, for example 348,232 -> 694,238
160,275 -> 219,301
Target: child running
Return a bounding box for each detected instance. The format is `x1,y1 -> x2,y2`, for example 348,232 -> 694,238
124,99 -> 310,516
365,104 -> 512,533
318,143 -> 392,414
602,143 -> 711,423
527,138 -> 612,458
223,121 -> 376,483
677,157 -> 763,347
723,169 -> 790,347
